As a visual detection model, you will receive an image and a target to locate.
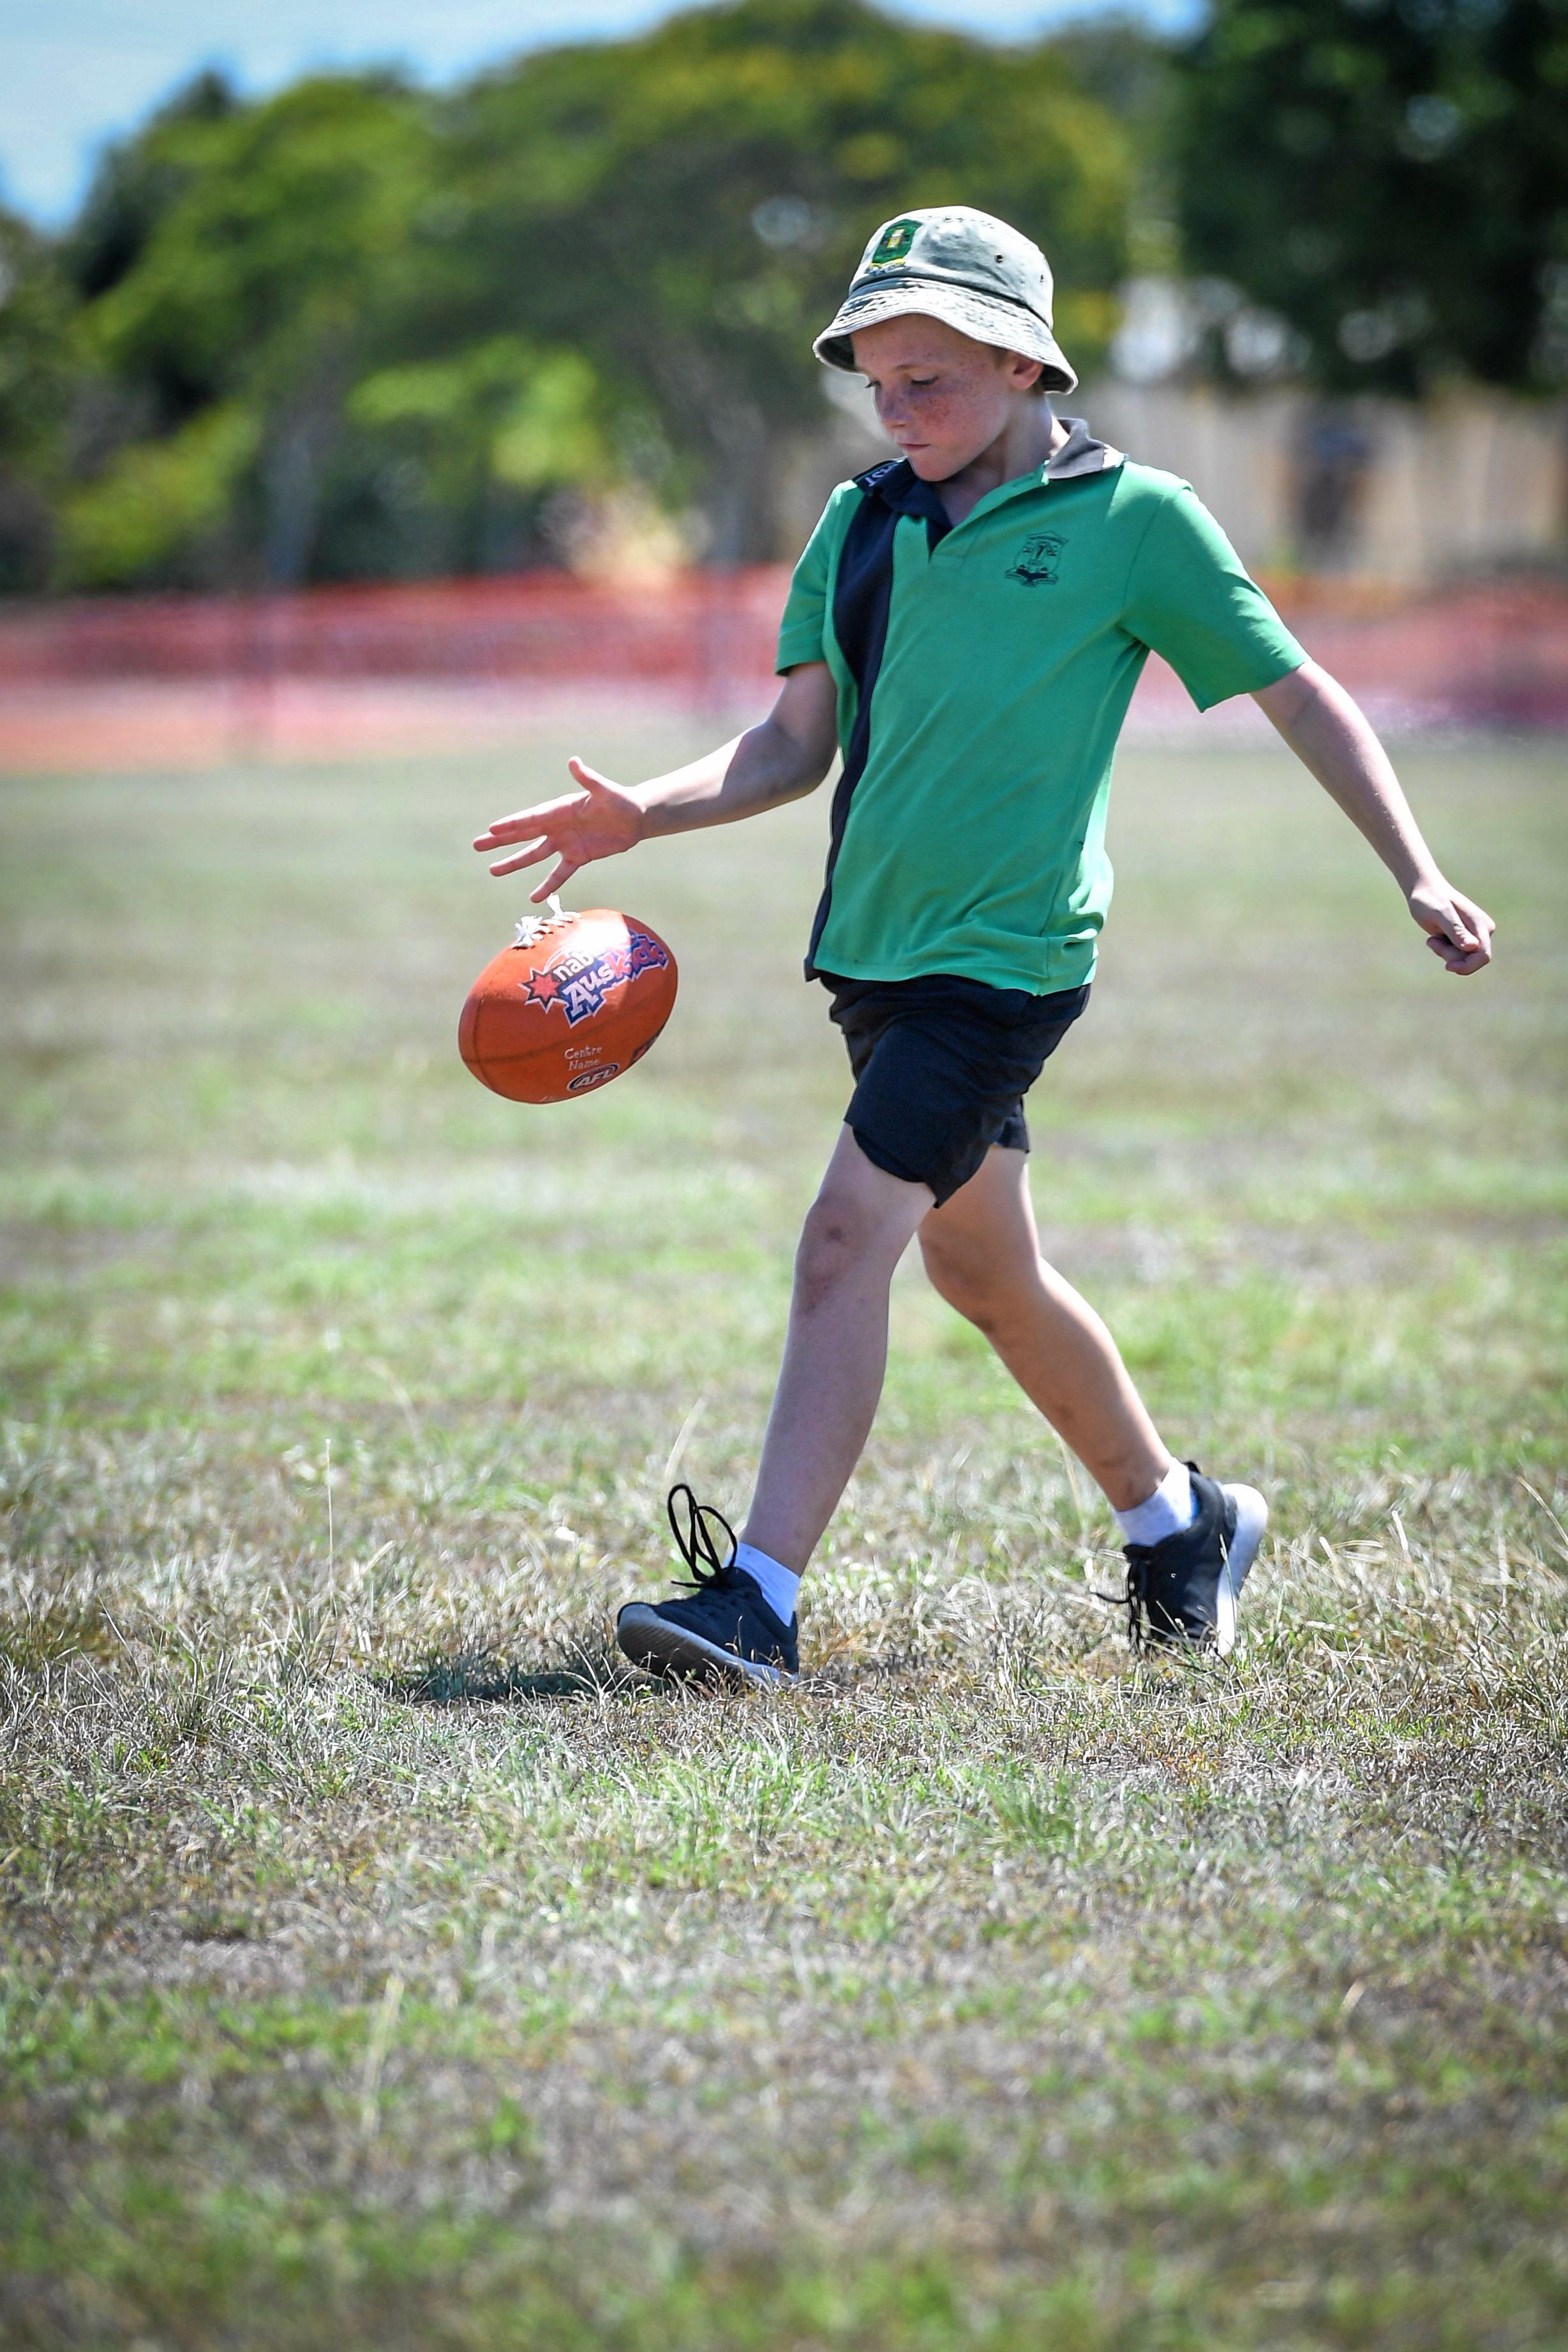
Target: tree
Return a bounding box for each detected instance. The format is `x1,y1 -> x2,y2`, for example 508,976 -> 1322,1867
0,211 -> 76,590
59,73 -> 441,589
1173,0 -> 1568,397
444,0 -> 1135,558
65,70 -> 241,311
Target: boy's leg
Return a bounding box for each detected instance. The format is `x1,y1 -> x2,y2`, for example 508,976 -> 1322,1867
615,1125 -> 930,1685
741,1124 -> 934,1573
917,1144 -> 1267,1651
916,1144 -> 1170,1508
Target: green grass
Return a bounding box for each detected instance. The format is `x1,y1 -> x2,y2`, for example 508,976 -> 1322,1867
2,730 -> 1565,2349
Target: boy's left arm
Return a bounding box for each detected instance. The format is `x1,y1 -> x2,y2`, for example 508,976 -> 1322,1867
1253,659 -> 1495,975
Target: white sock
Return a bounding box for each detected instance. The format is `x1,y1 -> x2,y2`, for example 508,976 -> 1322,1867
733,1541 -> 801,1625
1114,1459 -> 1198,1548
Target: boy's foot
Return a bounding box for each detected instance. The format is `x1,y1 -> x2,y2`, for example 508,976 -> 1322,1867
616,1485 -> 800,1688
1109,1464 -> 1268,1658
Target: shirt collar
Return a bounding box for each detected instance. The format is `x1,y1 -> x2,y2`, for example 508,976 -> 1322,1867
852,455 -> 946,527
854,415 -> 1123,525
1049,415 -> 1124,479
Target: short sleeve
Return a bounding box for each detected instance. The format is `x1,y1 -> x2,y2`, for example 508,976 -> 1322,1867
775,488 -> 849,673
1123,485 -> 1306,711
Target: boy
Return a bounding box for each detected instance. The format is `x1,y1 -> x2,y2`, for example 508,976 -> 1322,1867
474,206 -> 1493,1681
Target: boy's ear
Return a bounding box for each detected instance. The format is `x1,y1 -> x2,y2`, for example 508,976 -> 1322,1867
994,347 -> 1047,394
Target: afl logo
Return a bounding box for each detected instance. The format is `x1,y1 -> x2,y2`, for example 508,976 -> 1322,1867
567,1063 -> 619,1092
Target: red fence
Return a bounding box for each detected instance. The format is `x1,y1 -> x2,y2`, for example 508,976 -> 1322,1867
0,566 -> 1564,772
0,570 -> 786,688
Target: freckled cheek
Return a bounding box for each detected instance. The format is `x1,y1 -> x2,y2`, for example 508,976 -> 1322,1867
893,391 -> 961,440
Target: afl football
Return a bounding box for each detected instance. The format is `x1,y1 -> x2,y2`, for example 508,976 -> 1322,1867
459,905 -> 678,1104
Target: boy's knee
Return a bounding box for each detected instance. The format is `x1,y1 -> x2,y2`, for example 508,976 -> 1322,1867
920,1232 -> 1013,1333
793,1188 -> 882,1309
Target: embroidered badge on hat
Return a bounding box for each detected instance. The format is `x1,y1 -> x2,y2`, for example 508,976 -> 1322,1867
868,217 -> 921,269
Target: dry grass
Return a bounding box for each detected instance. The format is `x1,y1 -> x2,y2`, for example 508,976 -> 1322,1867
1,732 -> 1565,2348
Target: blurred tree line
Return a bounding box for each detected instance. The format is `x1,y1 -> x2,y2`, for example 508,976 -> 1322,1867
0,0 -> 1561,595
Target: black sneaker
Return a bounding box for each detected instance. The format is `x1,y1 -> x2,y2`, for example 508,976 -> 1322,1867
1104,1463 -> 1268,1658
616,1484 -> 800,1688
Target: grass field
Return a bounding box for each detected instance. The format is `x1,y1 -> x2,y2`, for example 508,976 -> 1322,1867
2,726 -> 1566,2350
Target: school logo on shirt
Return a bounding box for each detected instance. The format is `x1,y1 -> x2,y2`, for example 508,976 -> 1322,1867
1006,531 -> 1066,588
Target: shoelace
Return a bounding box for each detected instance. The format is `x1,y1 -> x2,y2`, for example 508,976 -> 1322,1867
1093,1463 -> 1221,1654
666,1482 -> 740,1590
1095,1548 -> 1154,1654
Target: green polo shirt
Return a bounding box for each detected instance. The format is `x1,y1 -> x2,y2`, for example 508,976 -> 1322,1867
776,432 -> 1306,993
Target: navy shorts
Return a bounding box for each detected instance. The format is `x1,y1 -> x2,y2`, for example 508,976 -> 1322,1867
825,971 -> 1091,1207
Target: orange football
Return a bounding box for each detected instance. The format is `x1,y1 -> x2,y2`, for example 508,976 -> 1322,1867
459,906 -> 678,1104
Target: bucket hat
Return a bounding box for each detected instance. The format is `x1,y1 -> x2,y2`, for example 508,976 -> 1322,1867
812,206 -> 1077,394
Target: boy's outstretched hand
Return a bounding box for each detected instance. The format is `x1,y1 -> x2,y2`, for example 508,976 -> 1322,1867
473,758 -> 642,899
1408,877 -> 1495,975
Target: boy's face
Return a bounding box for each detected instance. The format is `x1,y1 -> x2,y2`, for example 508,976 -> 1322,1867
849,313 -> 1043,481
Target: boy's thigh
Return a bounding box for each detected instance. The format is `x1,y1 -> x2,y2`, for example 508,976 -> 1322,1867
828,974 -> 1087,1207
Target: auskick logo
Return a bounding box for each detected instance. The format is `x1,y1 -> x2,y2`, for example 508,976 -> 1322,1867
520,925 -> 670,1026
1006,530 -> 1066,587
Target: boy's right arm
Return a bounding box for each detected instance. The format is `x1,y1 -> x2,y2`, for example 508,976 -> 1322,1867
473,663 -> 839,901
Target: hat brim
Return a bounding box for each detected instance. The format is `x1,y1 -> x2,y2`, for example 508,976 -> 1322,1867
813,280 -> 1077,396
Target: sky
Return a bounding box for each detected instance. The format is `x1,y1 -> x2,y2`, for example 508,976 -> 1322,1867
0,0 -> 1198,228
